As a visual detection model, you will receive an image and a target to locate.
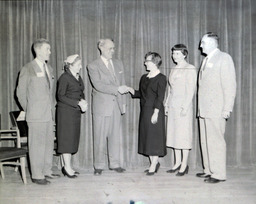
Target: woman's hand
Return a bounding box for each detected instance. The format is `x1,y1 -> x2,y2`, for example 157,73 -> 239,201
151,109 -> 159,124
127,87 -> 135,95
78,99 -> 88,112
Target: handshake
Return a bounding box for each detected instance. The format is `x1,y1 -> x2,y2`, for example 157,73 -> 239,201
78,99 -> 88,112
118,85 -> 134,95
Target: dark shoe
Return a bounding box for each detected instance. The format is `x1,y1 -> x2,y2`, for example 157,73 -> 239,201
94,169 -> 103,175
45,174 -> 61,179
109,167 -> 126,173
176,166 -> 189,176
196,173 -> 211,178
74,171 -> 80,175
144,169 -> 149,173
62,167 -> 77,178
32,178 -> 50,185
204,177 -> 225,184
146,162 -> 160,175
146,171 -> 155,176
155,162 -> 160,173
166,164 -> 181,173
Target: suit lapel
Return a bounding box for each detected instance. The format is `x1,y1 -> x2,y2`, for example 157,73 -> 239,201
98,58 -> 118,84
200,49 -> 220,80
31,60 -> 54,90
112,59 -> 120,84
31,60 -> 42,74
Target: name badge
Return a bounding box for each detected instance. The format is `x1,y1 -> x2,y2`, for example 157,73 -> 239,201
36,72 -> 44,77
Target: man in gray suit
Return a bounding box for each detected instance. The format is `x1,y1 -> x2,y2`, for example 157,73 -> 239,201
17,38 -> 59,185
88,39 -> 127,175
197,32 -> 236,183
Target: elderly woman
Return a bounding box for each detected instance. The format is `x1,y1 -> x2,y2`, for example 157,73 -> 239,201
56,54 -> 87,178
165,44 -> 197,176
128,52 -> 167,175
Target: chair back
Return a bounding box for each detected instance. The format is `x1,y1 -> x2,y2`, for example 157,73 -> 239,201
10,111 -> 28,137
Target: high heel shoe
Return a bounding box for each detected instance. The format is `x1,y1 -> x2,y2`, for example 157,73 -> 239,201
146,162 -> 160,176
62,167 -> 77,178
176,166 -> 189,176
155,162 -> 160,173
166,164 -> 181,173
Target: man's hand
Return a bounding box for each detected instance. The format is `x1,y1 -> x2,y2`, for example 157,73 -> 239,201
118,85 -> 129,94
222,110 -> 231,119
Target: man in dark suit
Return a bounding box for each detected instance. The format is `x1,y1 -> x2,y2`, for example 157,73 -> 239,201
17,38 -> 59,185
88,38 -> 128,175
197,32 -> 236,183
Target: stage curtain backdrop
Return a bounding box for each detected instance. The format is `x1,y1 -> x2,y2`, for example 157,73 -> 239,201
0,0 -> 255,170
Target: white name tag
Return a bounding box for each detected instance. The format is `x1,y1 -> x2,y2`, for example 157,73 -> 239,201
36,72 -> 44,77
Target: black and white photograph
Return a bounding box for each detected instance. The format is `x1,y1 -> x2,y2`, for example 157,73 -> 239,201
0,0 -> 255,203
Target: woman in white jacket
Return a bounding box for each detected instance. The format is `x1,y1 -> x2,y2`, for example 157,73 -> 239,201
165,44 -> 197,176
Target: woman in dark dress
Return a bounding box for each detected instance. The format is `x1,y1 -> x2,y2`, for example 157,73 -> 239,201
128,52 -> 167,175
56,54 -> 87,178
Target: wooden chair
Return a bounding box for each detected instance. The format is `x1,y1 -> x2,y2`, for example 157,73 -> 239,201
0,113 -> 28,184
9,111 -> 28,147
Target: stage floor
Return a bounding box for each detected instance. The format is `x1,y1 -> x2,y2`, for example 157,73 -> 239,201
0,166 -> 255,204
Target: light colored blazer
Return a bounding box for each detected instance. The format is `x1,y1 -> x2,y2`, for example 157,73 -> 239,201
166,65 -> 197,119
17,60 -> 55,122
198,49 -> 236,118
87,58 -> 126,116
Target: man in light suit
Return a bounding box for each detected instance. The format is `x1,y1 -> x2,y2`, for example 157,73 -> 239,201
88,39 -> 128,175
17,38 -> 59,185
197,32 -> 236,183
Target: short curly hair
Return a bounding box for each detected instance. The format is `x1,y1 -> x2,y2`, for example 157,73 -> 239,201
144,52 -> 162,68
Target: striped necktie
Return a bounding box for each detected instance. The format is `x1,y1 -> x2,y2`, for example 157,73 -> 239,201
107,60 -> 116,80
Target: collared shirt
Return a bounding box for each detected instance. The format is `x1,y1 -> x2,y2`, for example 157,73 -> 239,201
101,55 -> 114,69
35,58 -> 49,76
147,69 -> 160,78
201,48 -> 219,67
70,68 -> 79,80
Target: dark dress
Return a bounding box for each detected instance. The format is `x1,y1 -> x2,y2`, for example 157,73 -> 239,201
56,69 -> 85,154
132,73 -> 167,156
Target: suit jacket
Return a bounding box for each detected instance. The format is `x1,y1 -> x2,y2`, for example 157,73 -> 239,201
198,49 -> 236,118
57,69 -> 85,110
17,59 -> 55,122
87,57 -> 126,116
166,65 -> 197,119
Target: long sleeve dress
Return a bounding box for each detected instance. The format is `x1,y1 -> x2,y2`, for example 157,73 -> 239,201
166,64 -> 197,149
56,69 -> 85,154
132,73 -> 167,156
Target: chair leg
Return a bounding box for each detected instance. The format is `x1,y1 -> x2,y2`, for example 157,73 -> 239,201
0,163 -> 5,179
14,159 -> 19,172
20,157 -> 27,184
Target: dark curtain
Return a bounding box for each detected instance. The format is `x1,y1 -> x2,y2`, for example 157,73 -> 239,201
0,0 -> 255,169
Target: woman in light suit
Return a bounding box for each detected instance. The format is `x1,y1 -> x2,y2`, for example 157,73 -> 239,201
165,44 -> 197,176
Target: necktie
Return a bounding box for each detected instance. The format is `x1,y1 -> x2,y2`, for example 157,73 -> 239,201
43,64 -> 50,88
107,60 -> 116,80
200,57 -> 208,79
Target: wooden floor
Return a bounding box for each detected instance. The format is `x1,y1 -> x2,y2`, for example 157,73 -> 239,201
0,166 -> 255,204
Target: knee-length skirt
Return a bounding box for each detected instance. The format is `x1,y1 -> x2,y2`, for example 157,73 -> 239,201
57,106 -> 81,154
